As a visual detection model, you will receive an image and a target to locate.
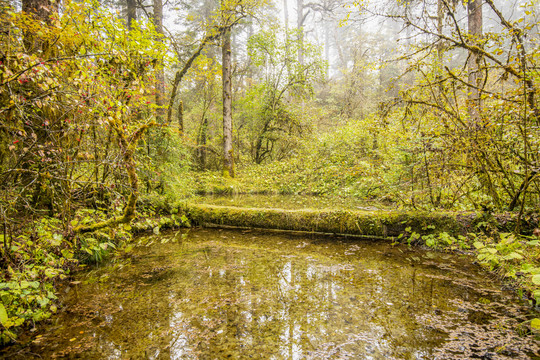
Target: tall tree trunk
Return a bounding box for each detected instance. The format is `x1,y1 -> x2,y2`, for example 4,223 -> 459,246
434,0 -> 445,105
324,21 -> 330,77
334,26 -> 345,69
197,118 -> 208,169
467,0 -> 483,123
284,0 -> 289,30
127,0 -> 136,30
153,0 -> 165,122
22,0 -> 57,24
22,0 -> 58,54
222,29 -> 234,177
437,0 -> 444,59
178,100 -> 184,135
296,0 -> 304,65
284,0 -> 290,59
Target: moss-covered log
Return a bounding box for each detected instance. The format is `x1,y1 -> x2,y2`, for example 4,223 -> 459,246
185,204 -> 483,238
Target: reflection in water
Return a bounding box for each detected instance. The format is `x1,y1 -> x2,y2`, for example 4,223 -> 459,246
3,228 -> 539,359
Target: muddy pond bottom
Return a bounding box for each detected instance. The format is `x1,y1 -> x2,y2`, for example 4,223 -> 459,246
6,228 -> 540,359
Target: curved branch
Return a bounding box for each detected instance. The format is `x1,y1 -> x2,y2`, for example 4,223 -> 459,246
166,31 -> 223,124
74,121 -> 154,233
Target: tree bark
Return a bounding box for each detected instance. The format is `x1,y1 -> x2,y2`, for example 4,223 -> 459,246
467,0 -> 483,123
22,0 -> 57,23
222,29 -> 234,177
178,100 -> 184,135
296,0 -> 304,65
437,0 -> 444,59
197,118 -> 208,169
127,0 -> 137,30
153,0 -> 165,122
22,0 -> 58,54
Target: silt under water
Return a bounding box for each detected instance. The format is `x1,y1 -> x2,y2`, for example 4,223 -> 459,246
4,228 -> 539,359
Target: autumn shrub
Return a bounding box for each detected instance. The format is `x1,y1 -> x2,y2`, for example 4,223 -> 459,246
0,218 -> 75,344
0,0 -> 170,342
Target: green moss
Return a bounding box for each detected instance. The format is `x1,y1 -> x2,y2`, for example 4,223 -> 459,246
185,203 -> 480,238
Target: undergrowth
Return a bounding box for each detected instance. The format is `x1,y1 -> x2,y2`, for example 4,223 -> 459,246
0,200 -> 190,345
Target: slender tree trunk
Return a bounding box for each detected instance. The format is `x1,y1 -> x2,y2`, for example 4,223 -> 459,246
467,0 -> 483,123
222,29 -> 234,177
434,0 -> 445,107
153,0 -> 165,122
152,0 -> 163,43
197,118 -> 208,169
296,0 -> 304,65
284,0 -> 290,59
178,100 -> 184,135
166,32 -> 221,124
334,27 -> 345,69
324,22 -> 330,77
437,0 -> 444,59
284,0 -> 289,30
22,0 -> 58,54
127,0 -> 136,30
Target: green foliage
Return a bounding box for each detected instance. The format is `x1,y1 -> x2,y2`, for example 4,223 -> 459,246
473,233 -> 526,270
138,127 -> 195,199
0,0 -> 167,224
191,115 -> 392,201
243,27 -> 326,164
420,232 -> 459,249
468,233 -> 540,305
0,0 -> 174,343
379,0 -> 540,211
0,217 -> 74,343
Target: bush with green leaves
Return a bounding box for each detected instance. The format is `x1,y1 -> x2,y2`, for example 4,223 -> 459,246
0,217 -> 75,344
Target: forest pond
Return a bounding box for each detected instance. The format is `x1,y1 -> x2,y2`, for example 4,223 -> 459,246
4,228 -> 540,359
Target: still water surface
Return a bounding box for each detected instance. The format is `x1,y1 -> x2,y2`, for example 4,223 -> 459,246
5,228 -> 539,359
